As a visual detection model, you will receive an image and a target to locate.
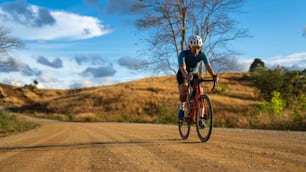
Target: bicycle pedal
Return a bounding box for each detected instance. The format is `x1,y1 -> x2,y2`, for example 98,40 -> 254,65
200,115 -> 208,120
199,120 -> 206,128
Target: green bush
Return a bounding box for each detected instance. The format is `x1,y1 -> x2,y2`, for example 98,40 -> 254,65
269,91 -> 286,115
248,67 -> 305,102
300,95 -> 306,110
0,111 -> 39,134
292,94 -> 306,122
259,91 -> 286,116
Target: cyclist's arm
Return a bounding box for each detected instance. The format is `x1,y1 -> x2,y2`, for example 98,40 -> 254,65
180,64 -> 188,78
205,64 -> 215,77
201,52 -> 217,78
206,64 -> 218,82
178,51 -> 189,78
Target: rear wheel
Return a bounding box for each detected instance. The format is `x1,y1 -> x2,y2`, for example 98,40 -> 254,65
178,116 -> 191,140
195,95 -> 213,142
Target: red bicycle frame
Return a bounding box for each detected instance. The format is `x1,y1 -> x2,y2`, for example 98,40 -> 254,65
187,78 -> 216,123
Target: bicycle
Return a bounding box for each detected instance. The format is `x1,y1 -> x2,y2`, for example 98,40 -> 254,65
178,76 -> 217,142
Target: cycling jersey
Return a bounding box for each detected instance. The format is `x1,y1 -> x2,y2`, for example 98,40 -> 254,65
178,50 -> 209,74
176,50 -> 210,85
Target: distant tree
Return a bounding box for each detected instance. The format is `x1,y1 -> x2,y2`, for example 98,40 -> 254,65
249,58 -> 265,72
250,68 -> 284,101
283,70 -> 306,98
248,67 -> 305,101
0,26 -> 23,56
33,80 -> 38,86
23,80 -> 39,90
133,0 -> 248,73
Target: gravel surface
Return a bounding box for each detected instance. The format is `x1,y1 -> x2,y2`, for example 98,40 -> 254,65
0,117 -> 305,172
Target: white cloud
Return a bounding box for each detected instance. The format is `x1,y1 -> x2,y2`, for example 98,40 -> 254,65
236,58 -> 254,71
96,77 -> 117,86
69,80 -> 94,89
265,52 -> 306,68
233,52 -> 306,73
69,77 -> 116,89
0,4 -> 112,41
241,52 -> 306,71
38,75 -> 59,83
118,56 -> 148,70
2,78 -> 23,87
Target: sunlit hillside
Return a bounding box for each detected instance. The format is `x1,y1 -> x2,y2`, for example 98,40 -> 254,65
1,72 -> 265,127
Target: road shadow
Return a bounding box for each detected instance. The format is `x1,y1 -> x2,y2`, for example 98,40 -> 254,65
0,138 -> 202,152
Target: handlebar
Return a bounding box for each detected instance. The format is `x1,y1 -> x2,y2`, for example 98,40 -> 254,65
189,78 -> 217,92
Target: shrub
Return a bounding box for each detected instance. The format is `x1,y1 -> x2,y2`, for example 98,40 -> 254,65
259,91 -> 286,116
0,111 -> 39,134
292,95 -> 306,123
269,91 -> 286,115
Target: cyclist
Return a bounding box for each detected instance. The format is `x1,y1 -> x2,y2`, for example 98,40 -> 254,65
176,35 -> 217,128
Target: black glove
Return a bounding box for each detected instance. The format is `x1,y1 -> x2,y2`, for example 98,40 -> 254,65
213,74 -> 218,81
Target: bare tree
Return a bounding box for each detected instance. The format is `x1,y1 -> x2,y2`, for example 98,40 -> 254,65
0,26 -> 23,55
134,0 -> 248,73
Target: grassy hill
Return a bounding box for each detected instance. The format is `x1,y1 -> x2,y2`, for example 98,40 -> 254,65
0,72 -> 304,130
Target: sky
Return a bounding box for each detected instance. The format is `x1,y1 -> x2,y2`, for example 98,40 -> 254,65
0,0 -> 305,89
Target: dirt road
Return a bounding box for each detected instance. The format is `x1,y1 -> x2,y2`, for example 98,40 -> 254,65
0,117 -> 305,172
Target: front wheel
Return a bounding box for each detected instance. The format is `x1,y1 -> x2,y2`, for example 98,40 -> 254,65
178,116 -> 191,140
196,95 -> 214,142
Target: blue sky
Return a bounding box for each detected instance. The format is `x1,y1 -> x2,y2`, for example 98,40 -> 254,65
0,0 -> 305,89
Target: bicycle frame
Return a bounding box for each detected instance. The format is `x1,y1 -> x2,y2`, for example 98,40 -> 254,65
187,78 -> 216,123
187,83 -> 201,122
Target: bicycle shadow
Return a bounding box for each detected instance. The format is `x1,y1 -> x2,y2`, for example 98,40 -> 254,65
0,138 -> 201,152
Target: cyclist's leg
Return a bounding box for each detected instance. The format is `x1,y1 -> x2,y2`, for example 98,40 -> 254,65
179,83 -> 188,101
199,85 -> 207,128
199,85 -> 206,113
177,72 -> 187,120
178,83 -> 188,120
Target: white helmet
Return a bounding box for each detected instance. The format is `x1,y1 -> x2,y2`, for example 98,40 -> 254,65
188,35 -> 203,47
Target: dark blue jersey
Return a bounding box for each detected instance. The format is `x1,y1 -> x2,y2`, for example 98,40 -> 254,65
178,50 -> 210,74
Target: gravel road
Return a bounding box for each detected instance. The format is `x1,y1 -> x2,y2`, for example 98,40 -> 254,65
0,117 -> 305,172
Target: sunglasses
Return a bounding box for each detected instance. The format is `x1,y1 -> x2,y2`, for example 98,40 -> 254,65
191,46 -> 201,50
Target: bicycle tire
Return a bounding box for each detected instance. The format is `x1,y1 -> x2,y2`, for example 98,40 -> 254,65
178,117 -> 191,140
195,94 -> 213,142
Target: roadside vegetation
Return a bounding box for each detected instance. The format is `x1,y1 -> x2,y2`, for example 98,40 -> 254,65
0,58 -> 304,131
246,64 -> 306,130
0,110 -> 40,137
1,70 -> 305,131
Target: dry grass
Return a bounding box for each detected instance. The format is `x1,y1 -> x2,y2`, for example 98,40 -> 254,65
0,72 -> 304,130
0,111 -> 40,137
